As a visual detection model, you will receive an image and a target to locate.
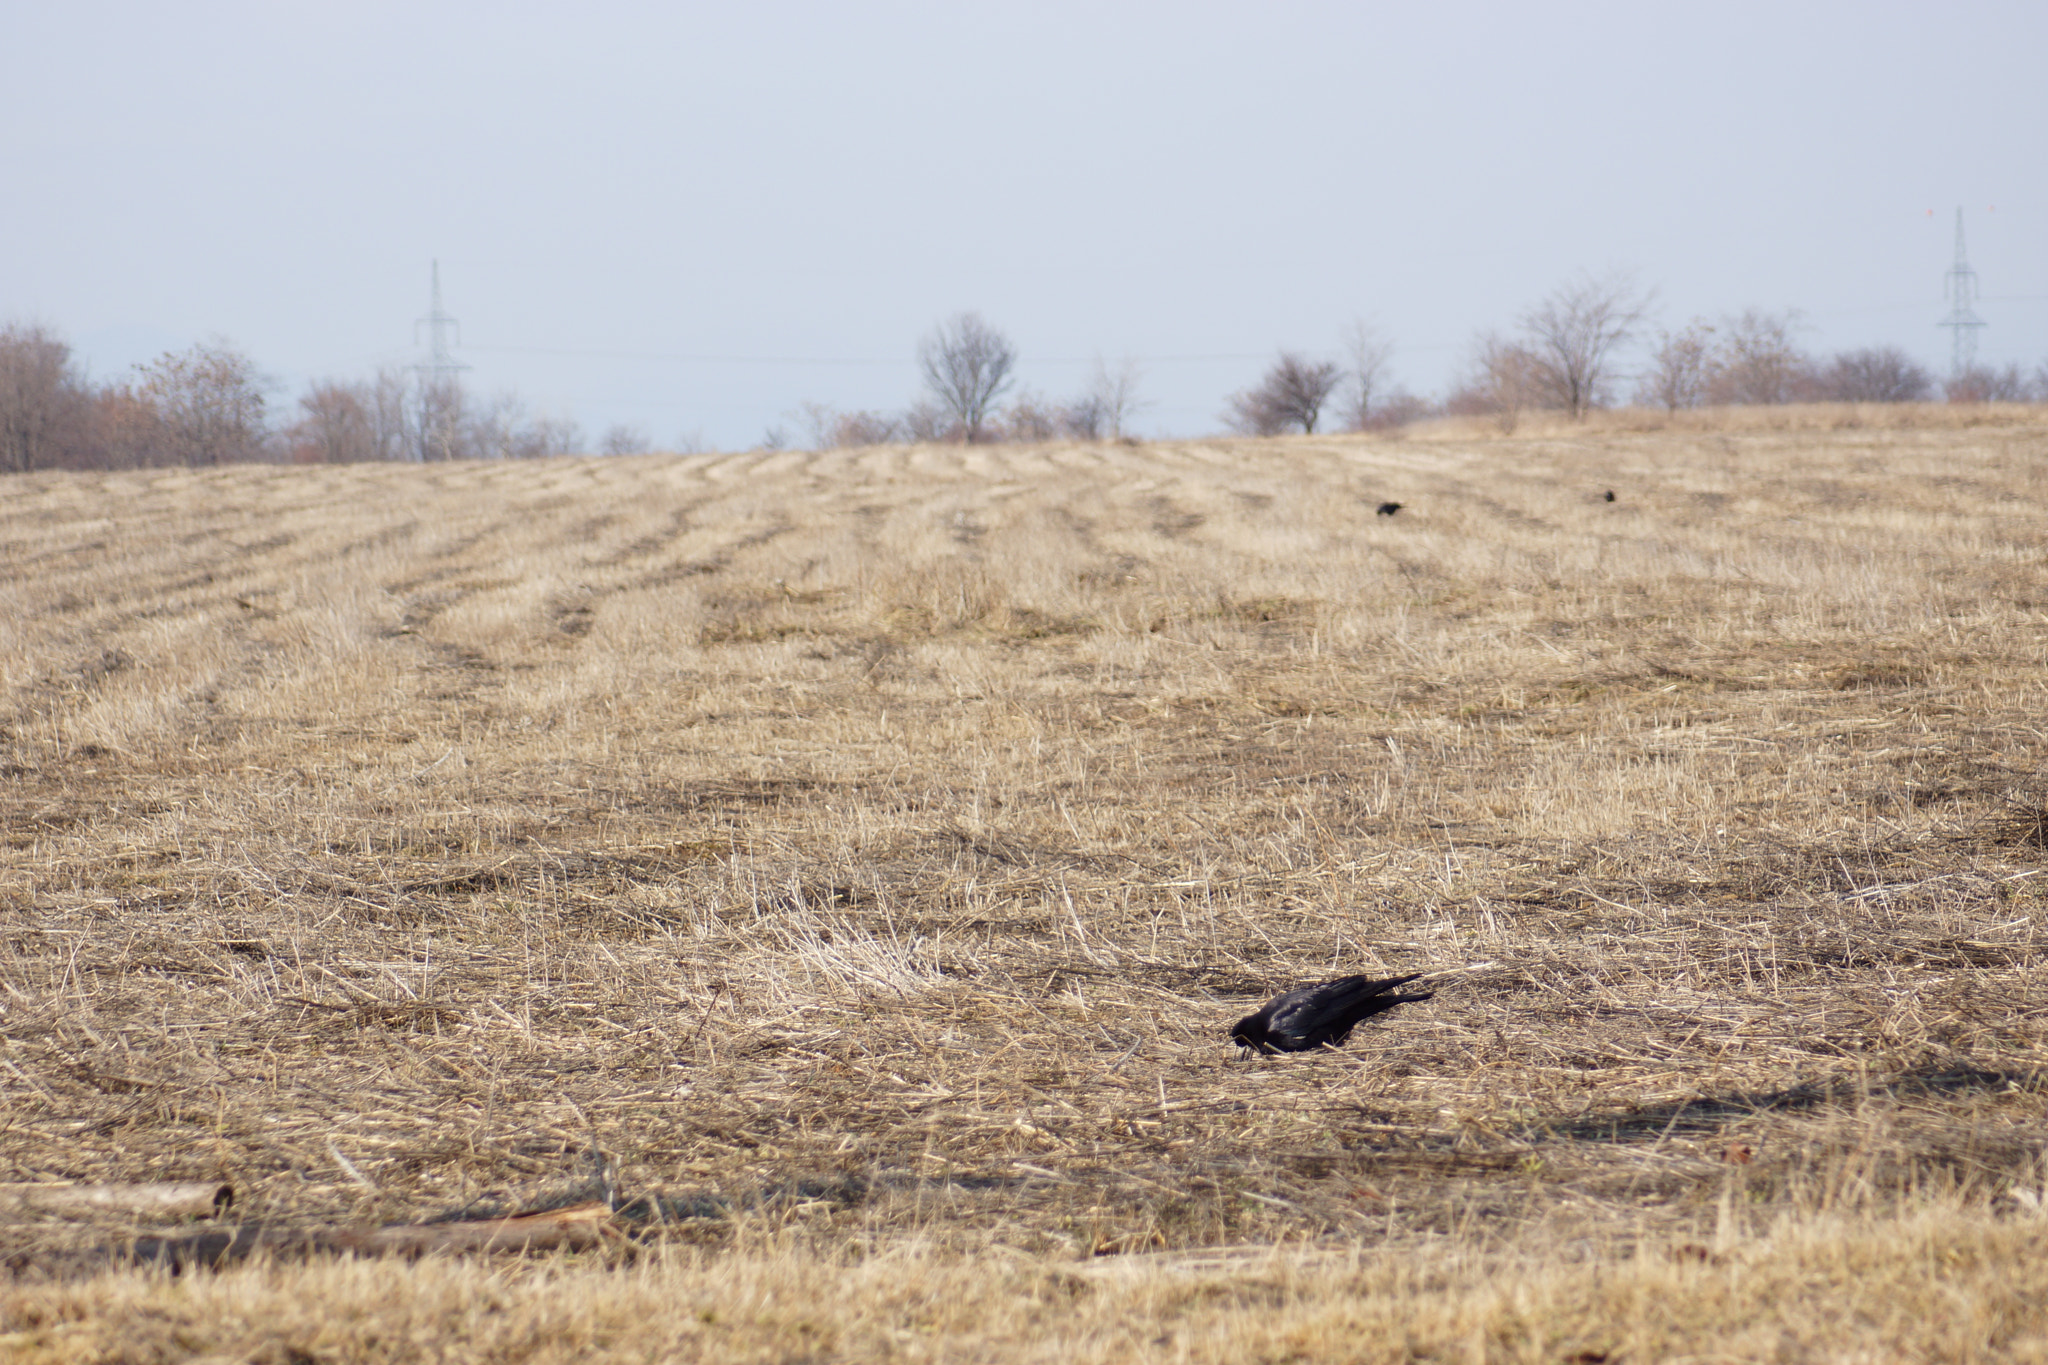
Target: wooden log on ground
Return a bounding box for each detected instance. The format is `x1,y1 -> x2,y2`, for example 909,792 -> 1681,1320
0,1181 -> 233,1220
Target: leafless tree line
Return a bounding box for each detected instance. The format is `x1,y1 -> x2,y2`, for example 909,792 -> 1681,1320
1222,322 -> 1428,437
1634,310 -> 2043,409
0,325 -> 273,472
10,289 -> 2048,475
1442,275 -> 2048,431
304,372 -> 584,464
797,312 -> 1150,449
0,323 -> 591,473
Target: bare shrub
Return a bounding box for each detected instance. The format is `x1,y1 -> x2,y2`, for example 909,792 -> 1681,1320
1448,333 -> 1542,433
1058,393 -> 1110,441
1636,320 -> 1718,412
1365,388 -> 1434,431
1705,309 -> 1808,405
797,403 -> 909,449
794,401 -> 838,450
1226,352 -> 1343,435
601,425 -> 651,456
918,312 -> 1016,444
1518,272 -> 1652,418
1819,348 -> 1935,403
1001,390 -> 1064,443
1945,363 -> 2034,404
509,414 -> 583,459
902,399 -> 960,444
834,410 -> 903,446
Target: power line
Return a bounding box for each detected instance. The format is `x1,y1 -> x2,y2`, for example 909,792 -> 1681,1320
462,343 -> 1283,367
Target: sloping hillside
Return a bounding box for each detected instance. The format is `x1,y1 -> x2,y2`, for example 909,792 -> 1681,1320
5,418 -> 2048,1360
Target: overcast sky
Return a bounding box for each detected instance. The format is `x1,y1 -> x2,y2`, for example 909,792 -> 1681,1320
4,1 -> 2044,449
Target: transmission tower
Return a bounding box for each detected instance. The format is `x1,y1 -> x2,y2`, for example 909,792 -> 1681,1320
1938,207 -> 1985,379
413,261 -> 468,460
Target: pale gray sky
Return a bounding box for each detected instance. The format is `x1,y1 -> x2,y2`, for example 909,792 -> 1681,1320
4,1 -> 2043,448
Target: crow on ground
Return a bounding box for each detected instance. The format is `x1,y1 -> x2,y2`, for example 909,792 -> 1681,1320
1231,972 -> 1434,1054
1603,490 -> 1616,502
1376,502 -> 1403,516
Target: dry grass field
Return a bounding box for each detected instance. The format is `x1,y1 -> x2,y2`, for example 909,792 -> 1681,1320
3,405 -> 2048,1362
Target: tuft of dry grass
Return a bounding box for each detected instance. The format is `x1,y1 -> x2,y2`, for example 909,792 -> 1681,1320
4,410 -> 2048,1358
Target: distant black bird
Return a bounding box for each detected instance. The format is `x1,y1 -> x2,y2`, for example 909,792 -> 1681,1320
1231,972 -> 1434,1054
1603,490 -> 1616,502
1376,501 -> 1403,516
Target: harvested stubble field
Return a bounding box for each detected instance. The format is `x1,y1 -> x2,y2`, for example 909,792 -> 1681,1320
4,407 -> 2048,1362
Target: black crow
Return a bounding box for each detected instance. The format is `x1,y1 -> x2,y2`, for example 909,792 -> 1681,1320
1231,973 -> 1433,1054
1376,502 -> 1403,516
1603,490 -> 1616,502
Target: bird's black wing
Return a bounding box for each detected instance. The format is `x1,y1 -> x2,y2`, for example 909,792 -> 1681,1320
1266,973 -> 1433,1049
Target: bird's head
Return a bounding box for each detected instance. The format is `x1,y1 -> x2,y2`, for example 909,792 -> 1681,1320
1229,1015 -> 1271,1055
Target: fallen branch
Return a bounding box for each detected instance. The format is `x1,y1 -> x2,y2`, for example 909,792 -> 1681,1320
0,1182 -> 233,1220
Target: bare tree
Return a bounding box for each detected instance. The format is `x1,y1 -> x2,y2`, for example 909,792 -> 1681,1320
84,385 -> 166,470
1001,390 -> 1062,443
290,369 -> 423,463
793,401 -> 838,450
399,376 -> 584,462
290,381 -> 377,463
505,412 -> 582,459
1339,321 -> 1394,431
833,410 -> 903,446
415,377 -> 468,461
1819,347 -> 1934,403
1518,272 -> 1651,418
600,424 -> 650,456
1050,361 -> 1141,441
901,398 -> 958,444
1945,362 -> 2032,404
1368,388 -> 1433,431
1705,309 -> 1807,405
1084,356 -> 1146,439
918,312 -> 1016,443
365,368 -> 412,461
1227,352 -> 1343,435
1635,320 -> 1717,412
1451,333 -> 1541,433
1058,392 -> 1109,440
0,323 -> 88,473
134,340 -> 268,466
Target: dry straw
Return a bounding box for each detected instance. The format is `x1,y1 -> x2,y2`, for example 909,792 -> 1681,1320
2,408 -> 2047,1358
